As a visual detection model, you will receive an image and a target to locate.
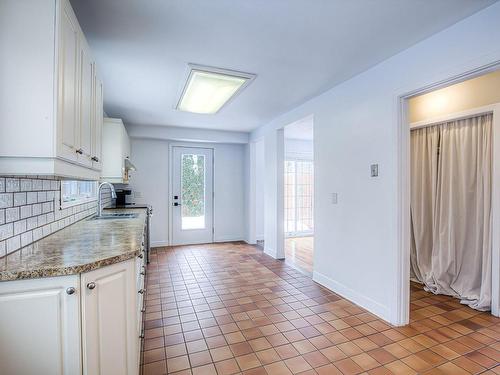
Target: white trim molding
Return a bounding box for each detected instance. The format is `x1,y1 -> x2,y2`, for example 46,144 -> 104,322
313,271 -> 391,323
398,69 -> 500,323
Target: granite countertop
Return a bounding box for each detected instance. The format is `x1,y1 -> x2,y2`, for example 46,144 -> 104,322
0,208 -> 147,281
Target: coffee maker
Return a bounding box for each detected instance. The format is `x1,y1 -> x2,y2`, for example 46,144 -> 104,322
115,189 -> 133,206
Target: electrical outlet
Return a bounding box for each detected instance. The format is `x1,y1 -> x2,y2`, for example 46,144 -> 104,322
371,164 -> 379,177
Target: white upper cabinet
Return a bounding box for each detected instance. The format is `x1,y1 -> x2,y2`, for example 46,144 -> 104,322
102,118 -> 133,184
77,37 -> 94,168
92,76 -> 104,169
0,0 -> 103,179
58,0 -> 80,163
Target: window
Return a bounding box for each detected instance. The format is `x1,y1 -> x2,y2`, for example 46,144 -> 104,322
60,180 -> 98,209
284,160 -> 314,236
181,154 -> 206,230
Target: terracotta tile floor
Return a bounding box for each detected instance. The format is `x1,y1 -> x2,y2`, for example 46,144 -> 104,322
141,242 -> 500,375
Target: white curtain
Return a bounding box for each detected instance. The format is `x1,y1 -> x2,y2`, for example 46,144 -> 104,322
410,113 -> 493,311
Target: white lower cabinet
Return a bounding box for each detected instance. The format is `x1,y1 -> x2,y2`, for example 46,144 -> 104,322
0,257 -> 143,375
81,259 -> 137,375
0,275 -> 82,375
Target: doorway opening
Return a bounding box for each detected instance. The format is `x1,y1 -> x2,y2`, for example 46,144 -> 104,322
405,68 -> 500,319
283,116 -> 314,274
171,146 -> 214,245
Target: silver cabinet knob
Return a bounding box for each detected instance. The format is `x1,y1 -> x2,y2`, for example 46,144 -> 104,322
87,282 -> 96,290
141,308 -> 146,313
66,287 -> 76,295
138,289 -> 146,294
76,148 -> 84,154
91,156 -> 99,162
138,253 -> 144,259
140,271 -> 145,275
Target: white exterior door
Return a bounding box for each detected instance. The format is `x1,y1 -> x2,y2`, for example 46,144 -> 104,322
0,275 -> 81,375
172,146 -> 214,245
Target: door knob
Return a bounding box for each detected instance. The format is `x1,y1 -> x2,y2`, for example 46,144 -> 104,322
87,282 -> 96,290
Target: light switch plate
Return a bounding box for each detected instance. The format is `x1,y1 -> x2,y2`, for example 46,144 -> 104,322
371,164 -> 379,177
331,193 -> 338,204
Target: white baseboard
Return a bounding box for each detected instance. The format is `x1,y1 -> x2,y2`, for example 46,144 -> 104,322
151,240 -> 169,248
214,235 -> 244,243
264,246 -> 276,258
313,270 -> 391,323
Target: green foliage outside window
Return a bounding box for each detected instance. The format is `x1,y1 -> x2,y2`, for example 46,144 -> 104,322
181,154 -> 205,217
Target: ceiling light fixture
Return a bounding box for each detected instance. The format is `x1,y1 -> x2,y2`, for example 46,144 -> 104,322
176,64 -> 256,114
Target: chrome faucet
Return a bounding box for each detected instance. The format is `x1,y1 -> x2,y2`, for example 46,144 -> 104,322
97,182 -> 117,217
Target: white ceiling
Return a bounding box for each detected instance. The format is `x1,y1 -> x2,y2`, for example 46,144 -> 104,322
285,116 -> 313,141
71,0 -> 496,132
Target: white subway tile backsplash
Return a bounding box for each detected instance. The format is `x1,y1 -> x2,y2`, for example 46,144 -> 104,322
0,193 -> 13,208
6,235 -> 20,252
32,179 -> 43,191
27,191 -> 37,204
37,191 -> 47,202
20,179 -> 32,192
13,192 -> 27,206
32,203 -> 42,216
0,223 -> 14,241
42,202 -> 52,214
0,177 -> 112,257
26,217 -> 37,230
20,205 -> 32,219
14,219 -> 26,235
33,227 -> 43,241
20,231 -> 33,247
5,207 -> 19,223
5,178 -> 20,192
38,214 -> 47,226
42,180 -> 52,191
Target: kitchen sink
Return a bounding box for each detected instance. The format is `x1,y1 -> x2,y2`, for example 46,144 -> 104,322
91,213 -> 139,220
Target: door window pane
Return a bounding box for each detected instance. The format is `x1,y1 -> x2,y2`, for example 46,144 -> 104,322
181,154 -> 206,230
284,160 -> 314,236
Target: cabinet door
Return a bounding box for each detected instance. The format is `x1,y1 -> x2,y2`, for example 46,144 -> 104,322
77,36 -> 93,167
81,259 -> 137,375
57,0 -> 80,162
0,275 -> 81,375
92,76 -> 103,170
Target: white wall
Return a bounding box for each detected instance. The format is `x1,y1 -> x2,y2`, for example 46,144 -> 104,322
128,139 -> 169,247
127,124 -> 248,144
129,138 -> 246,246
285,139 -> 313,160
255,140 -> 265,240
251,3 -> 500,324
212,143 -> 246,242
409,69 -> 500,122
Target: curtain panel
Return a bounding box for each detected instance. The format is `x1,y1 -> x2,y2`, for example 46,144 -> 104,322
410,113 -> 493,311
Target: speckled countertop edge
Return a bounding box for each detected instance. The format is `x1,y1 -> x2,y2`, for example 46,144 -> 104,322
0,208 -> 147,282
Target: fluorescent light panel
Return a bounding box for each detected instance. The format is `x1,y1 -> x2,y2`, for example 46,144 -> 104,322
177,66 -> 254,114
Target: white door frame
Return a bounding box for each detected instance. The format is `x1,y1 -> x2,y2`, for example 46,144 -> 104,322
168,143 -> 215,246
396,62 -> 500,325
